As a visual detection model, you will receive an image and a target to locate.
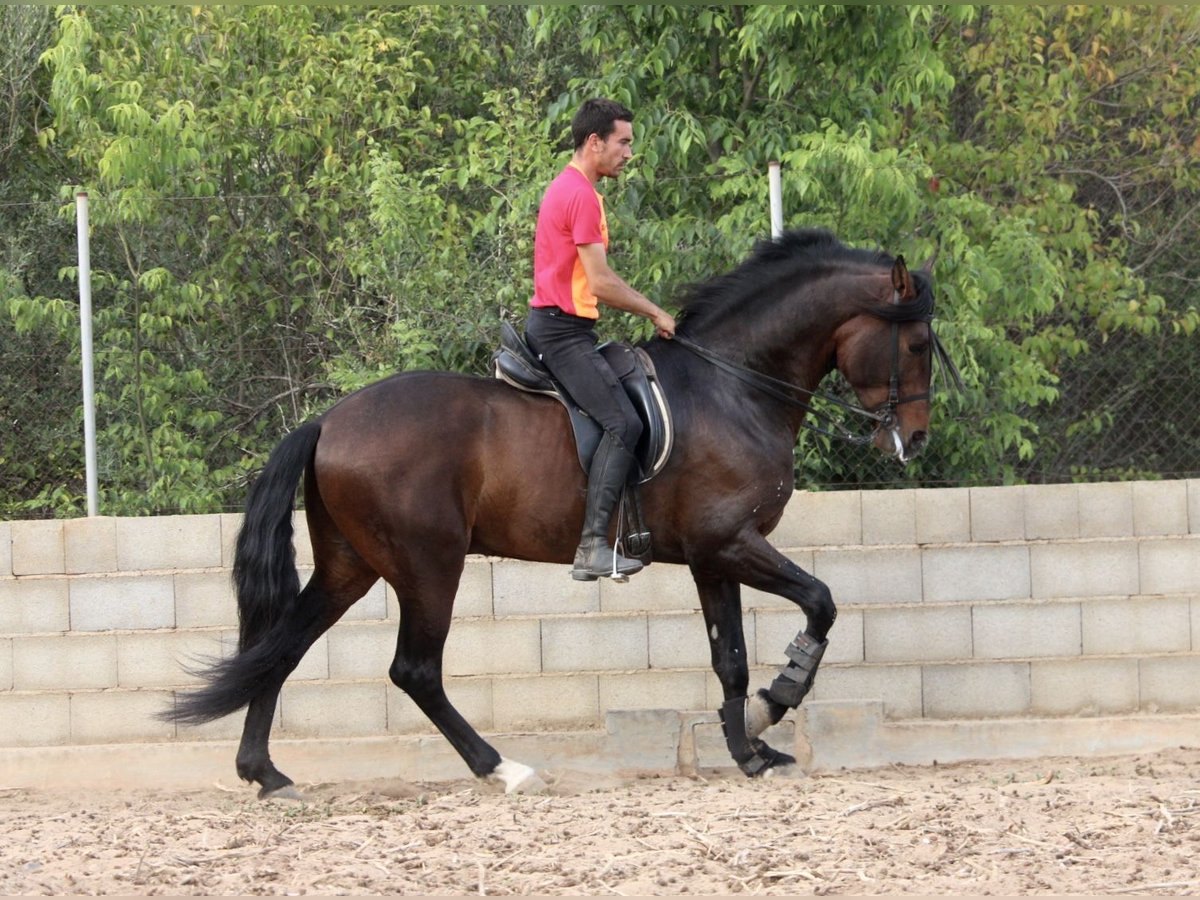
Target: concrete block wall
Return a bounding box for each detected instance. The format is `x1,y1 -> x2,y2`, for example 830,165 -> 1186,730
1,480 -> 1198,752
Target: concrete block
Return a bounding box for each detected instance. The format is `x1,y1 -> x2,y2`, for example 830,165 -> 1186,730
1024,484 -> 1079,540
13,634 -> 117,690
327,622 -> 395,679
492,674 -> 599,729
64,517 -> 118,574
1078,482 -> 1134,538
0,522 -> 10,575
11,519 -> 64,575
914,487 -> 970,545
599,670 -> 707,713
442,618 -> 542,677
863,606 -> 972,663
923,662 -> 1031,718
1082,596 -> 1192,656
1194,597 -> 1200,653
773,490 -> 861,547
1139,538 -> 1200,595
387,677 -> 493,734
116,629 -> 232,688
280,681 -> 388,737
648,611 -> 755,670
542,615 -> 648,672
0,638 -> 10,689
341,579 -> 388,622
219,513 -> 241,569
0,693 -> 71,746
174,572 -> 236,628
115,515 -> 222,571
1031,658 -> 1139,716
743,551 -> 815,609
972,602 -> 1081,659
1133,481 -> 1188,536
70,690 -> 176,743
922,545 -> 1031,603
1139,656 -> 1200,712
1190,480 -> 1200,535
293,634 -> 330,682
452,558 -> 493,618
183,706 -> 250,742
861,490 -> 916,545
755,608 -> 863,666
69,575 -> 175,631
970,486 -> 1024,542
0,577 -> 70,634
492,560 -> 598,616
1030,541 -> 1139,600
814,547 -> 923,605
599,562 -> 697,613
810,664 -> 923,718
291,513 -> 314,568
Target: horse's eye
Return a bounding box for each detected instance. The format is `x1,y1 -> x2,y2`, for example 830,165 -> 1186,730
908,342 -> 929,356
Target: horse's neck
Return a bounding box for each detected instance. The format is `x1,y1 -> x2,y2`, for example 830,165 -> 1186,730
692,295 -> 845,394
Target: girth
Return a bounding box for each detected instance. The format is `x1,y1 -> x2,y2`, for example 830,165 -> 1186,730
492,320 -> 673,483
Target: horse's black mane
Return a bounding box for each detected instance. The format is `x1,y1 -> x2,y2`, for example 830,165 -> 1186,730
676,228 -> 936,333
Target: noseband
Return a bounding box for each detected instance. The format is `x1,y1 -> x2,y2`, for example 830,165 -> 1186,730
674,317 -> 959,449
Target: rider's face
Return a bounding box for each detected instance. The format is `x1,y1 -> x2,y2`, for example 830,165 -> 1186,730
593,119 -> 633,179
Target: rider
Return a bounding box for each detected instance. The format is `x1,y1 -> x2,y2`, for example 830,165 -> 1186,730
526,97 -> 676,581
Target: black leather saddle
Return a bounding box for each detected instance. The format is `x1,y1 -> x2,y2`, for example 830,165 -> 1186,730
492,320 -> 673,482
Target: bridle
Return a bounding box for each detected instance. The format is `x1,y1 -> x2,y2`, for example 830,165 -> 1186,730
674,315 -> 960,457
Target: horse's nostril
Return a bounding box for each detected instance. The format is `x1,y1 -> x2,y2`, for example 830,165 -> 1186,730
910,430 -> 928,449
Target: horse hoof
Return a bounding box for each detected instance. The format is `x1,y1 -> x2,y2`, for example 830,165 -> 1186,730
260,784 -> 304,802
763,761 -> 805,780
488,758 -> 547,794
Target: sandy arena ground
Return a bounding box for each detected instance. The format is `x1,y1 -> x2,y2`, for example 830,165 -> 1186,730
2,746 -> 1198,895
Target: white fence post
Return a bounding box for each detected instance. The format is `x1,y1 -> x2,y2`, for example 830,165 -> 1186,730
76,190 -> 99,517
768,160 -> 783,239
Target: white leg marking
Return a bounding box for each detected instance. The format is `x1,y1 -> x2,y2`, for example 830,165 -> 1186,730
487,757 -> 546,794
745,692 -> 774,740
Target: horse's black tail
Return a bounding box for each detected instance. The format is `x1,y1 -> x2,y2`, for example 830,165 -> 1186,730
163,420 -> 323,726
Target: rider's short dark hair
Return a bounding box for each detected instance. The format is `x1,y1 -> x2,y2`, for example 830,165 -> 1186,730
571,98 -> 633,150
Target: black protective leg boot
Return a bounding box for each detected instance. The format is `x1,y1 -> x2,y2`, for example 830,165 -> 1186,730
571,435 -> 644,581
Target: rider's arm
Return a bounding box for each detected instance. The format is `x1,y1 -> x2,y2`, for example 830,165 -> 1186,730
576,242 -> 675,339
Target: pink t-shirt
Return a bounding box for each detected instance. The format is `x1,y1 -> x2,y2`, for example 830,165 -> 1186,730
530,164 -> 609,319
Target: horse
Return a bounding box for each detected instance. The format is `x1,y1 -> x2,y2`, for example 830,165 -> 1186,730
164,227 -> 957,797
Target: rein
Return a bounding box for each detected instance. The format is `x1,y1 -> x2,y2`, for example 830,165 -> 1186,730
674,322 -> 943,448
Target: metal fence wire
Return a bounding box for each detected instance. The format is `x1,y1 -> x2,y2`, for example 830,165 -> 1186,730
3,187 -> 1199,519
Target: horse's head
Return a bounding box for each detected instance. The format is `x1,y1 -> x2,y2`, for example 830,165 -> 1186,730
833,256 -> 956,464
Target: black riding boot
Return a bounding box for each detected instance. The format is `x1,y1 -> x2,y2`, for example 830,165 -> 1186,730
572,434 -> 644,581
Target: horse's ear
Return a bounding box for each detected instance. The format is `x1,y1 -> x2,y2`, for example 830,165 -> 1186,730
920,250 -> 938,274
891,255 -> 915,302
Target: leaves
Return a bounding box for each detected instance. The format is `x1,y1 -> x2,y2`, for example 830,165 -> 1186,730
2,4 -> 1198,515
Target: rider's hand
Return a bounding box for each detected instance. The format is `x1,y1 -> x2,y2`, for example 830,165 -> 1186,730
653,310 -> 676,340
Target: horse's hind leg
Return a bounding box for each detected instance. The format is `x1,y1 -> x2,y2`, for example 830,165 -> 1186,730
386,563 -> 542,793
236,566 -> 376,798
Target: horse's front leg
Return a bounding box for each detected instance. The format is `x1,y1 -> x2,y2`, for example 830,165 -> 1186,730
692,575 -> 797,777
692,529 -> 837,774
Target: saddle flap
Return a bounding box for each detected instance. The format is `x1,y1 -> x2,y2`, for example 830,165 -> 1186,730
493,325 -> 673,483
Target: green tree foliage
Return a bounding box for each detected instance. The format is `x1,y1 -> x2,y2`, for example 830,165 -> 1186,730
2,5 -> 1197,517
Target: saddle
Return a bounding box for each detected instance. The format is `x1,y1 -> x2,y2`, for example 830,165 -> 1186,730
492,320 -> 674,562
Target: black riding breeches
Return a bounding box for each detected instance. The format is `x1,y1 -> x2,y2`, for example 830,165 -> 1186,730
525,307 -> 642,453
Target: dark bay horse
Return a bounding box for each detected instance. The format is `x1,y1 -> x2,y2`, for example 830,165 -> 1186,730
166,228 -> 954,796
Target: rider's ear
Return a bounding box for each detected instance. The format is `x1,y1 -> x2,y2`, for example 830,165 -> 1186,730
890,256 -> 915,302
